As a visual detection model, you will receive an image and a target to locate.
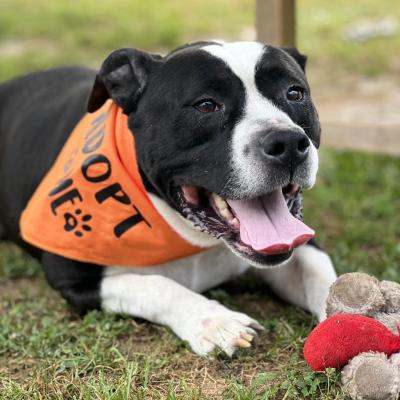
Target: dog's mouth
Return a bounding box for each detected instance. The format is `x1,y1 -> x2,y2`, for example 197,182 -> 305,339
179,184 -> 314,263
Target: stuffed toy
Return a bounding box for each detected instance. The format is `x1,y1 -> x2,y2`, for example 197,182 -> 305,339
304,272 -> 400,400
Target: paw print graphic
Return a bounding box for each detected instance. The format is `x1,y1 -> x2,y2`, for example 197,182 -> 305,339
63,209 -> 92,237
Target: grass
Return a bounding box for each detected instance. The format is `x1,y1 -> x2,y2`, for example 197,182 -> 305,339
0,270 -> 345,400
298,0 -> 400,78
305,151 -> 400,281
0,0 -> 253,81
1,0 -> 400,398
0,0 -> 400,81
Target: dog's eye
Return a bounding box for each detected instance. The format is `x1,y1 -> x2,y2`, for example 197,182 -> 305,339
287,87 -> 304,102
193,99 -> 221,113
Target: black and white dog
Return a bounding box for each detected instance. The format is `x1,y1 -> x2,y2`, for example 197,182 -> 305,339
0,41 -> 336,356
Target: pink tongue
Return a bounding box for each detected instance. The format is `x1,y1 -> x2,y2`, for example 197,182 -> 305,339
227,190 -> 314,255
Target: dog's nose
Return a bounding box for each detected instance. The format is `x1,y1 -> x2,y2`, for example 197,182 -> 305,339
260,130 -> 310,168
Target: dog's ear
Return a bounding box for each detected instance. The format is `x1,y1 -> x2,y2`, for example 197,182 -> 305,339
87,48 -> 162,114
280,47 -> 307,72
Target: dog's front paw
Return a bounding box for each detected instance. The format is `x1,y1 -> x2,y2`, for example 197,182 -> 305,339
178,305 -> 264,356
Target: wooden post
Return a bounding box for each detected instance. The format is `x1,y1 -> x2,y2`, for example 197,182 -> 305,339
256,0 -> 296,47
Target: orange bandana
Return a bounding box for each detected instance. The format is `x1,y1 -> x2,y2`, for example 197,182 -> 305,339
20,101 -> 207,266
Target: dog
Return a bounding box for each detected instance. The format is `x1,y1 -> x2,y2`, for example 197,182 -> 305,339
0,41 -> 337,356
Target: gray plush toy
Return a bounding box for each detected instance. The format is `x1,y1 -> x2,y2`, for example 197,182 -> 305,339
326,272 -> 400,400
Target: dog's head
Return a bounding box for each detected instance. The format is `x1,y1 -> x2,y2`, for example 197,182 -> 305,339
87,41 -> 320,267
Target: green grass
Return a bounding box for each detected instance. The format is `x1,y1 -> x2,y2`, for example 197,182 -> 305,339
1,0 -> 400,81
305,151 -> 400,280
0,267 -> 345,399
298,0 -> 400,78
1,0 -> 400,398
0,0 -> 253,81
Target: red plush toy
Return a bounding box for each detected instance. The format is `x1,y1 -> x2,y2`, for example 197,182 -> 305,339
303,314 -> 400,371
303,273 -> 400,400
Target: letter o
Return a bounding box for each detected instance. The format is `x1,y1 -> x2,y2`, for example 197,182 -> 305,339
81,154 -> 112,183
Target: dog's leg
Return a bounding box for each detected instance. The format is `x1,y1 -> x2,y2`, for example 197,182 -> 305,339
100,272 -> 263,356
255,243 -> 337,321
43,248 -> 261,356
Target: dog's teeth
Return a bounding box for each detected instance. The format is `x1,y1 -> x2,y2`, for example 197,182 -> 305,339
221,209 -> 231,218
212,193 -> 239,227
212,193 -> 230,214
212,193 -> 228,210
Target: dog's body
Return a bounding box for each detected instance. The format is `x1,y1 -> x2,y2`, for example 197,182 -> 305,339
0,41 -> 336,355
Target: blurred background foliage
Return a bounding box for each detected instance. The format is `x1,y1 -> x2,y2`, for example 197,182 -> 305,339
0,0 -> 400,80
